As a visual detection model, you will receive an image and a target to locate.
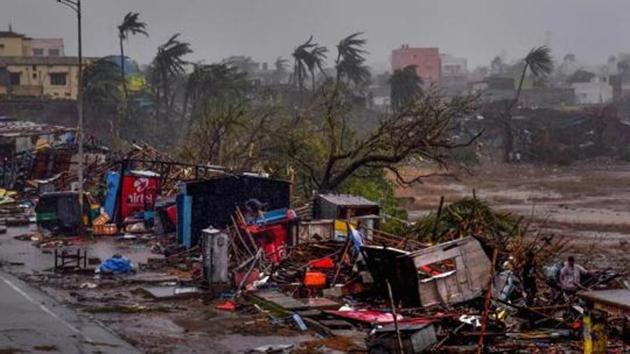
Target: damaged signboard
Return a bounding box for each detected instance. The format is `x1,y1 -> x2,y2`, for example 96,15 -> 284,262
362,236 -> 491,308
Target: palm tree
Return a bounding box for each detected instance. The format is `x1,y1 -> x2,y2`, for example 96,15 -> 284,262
183,62 -> 249,124
308,45 -> 327,90
389,65 -> 423,112
292,36 -> 327,91
151,33 -> 192,116
118,12 -> 148,98
292,37 -> 314,91
335,32 -> 370,88
501,45 -> 552,161
512,46 -> 553,109
82,58 -> 124,142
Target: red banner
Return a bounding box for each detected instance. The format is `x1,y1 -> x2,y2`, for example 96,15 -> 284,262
120,174 -> 159,218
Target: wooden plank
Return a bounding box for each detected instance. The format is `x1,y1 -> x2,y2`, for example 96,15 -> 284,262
255,290 -> 339,311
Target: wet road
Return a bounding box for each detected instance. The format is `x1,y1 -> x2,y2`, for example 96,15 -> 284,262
0,269 -> 140,353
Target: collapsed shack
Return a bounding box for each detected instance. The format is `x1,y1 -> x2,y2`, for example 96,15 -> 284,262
0,118 -> 77,190
363,237 -> 491,309
206,194 -> 626,352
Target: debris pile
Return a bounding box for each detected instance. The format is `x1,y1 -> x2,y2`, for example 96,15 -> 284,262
3,132 -> 624,353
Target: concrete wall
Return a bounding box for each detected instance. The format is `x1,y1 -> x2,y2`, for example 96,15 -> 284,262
0,37 -> 28,57
391,45 -> 441,84
30,39 -> 65,57
6,63 -> 82,99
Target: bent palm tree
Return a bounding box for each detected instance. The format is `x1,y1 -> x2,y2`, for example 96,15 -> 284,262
292,36 -> 315,91
335,32 -> 370,88
118,12 -> 148,98
151,33 -> 192,116
292,36 -> 327,91
502,45 -> 552,161
512,46 -> 553,109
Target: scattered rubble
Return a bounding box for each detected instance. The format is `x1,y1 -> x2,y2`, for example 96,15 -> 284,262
0,136 -> 626,353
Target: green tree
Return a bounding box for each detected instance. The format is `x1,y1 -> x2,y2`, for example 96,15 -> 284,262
335,32 -> 371,90
291,36 -> 327,92
389,65 -> 423,112
150,33 -> 192,118
117,12 -> 148,99
82,58 -> 123,142
183,62 -> 250,131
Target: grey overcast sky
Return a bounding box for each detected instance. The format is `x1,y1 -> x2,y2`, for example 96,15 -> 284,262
2,0 -> 630,70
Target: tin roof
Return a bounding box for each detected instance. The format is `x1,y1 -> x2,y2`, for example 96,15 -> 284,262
0,31 -> 29,39
0,119 -> 75,138
578,289 -> 630,311
318,193 -> 378,207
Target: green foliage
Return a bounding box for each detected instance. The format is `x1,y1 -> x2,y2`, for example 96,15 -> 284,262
450,145 -> 479,166
389,65 -> 423,112
292,36 -> 327,91
339,170 -> 408,234
335,33 -> 371,90
118,12 -> 148,39
408,197 -> 517,243
524,46 -> 553,78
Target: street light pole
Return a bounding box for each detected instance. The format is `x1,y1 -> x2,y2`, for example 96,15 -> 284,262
57,0 -> 83,205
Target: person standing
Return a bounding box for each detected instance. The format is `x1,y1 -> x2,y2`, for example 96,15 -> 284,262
559,256 -> 589,292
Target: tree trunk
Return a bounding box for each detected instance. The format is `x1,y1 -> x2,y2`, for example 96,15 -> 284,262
502,63 -> 528,162
119,36 -> 128,99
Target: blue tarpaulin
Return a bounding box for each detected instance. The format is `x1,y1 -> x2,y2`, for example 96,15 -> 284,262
98,255 -> 133,274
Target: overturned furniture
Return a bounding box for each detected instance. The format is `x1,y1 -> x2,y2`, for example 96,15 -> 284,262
362,237 -> 491,308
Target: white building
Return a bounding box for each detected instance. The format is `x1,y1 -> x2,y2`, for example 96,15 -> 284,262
572,76 -> 613,105
440,54 -> 468,95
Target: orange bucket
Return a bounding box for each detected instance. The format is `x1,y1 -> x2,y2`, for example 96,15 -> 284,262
304,271 -> 327,287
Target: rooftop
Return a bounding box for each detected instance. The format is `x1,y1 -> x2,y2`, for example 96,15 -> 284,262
0,118 -> 75,138
0,56 -> 96,66
578,289 -> 630,311
0,31 -> 29,39
318,193 -> 378,206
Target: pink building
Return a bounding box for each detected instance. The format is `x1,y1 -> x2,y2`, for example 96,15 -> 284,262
391,45 -> 441,84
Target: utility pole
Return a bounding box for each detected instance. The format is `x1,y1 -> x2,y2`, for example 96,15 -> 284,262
56,0 -> 83,205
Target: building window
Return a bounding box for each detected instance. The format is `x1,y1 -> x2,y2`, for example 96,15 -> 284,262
49,73 -> 67,86
33,48 -> 44,56
48,49 -> 60,56
9,72 -> 20,85
32,73 -> 37,79
0,44 -> 4,49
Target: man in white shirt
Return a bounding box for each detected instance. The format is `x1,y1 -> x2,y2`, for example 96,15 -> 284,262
559,256 -> 589,292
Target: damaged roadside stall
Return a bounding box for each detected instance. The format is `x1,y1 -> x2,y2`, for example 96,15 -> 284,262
175,174 -> 292,249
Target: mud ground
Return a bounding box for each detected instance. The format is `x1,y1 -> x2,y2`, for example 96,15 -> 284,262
0,226 -> 319,354
397,161 -> 630,272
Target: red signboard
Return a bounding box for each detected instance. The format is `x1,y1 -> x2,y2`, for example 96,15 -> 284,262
120,173 -> 160,219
